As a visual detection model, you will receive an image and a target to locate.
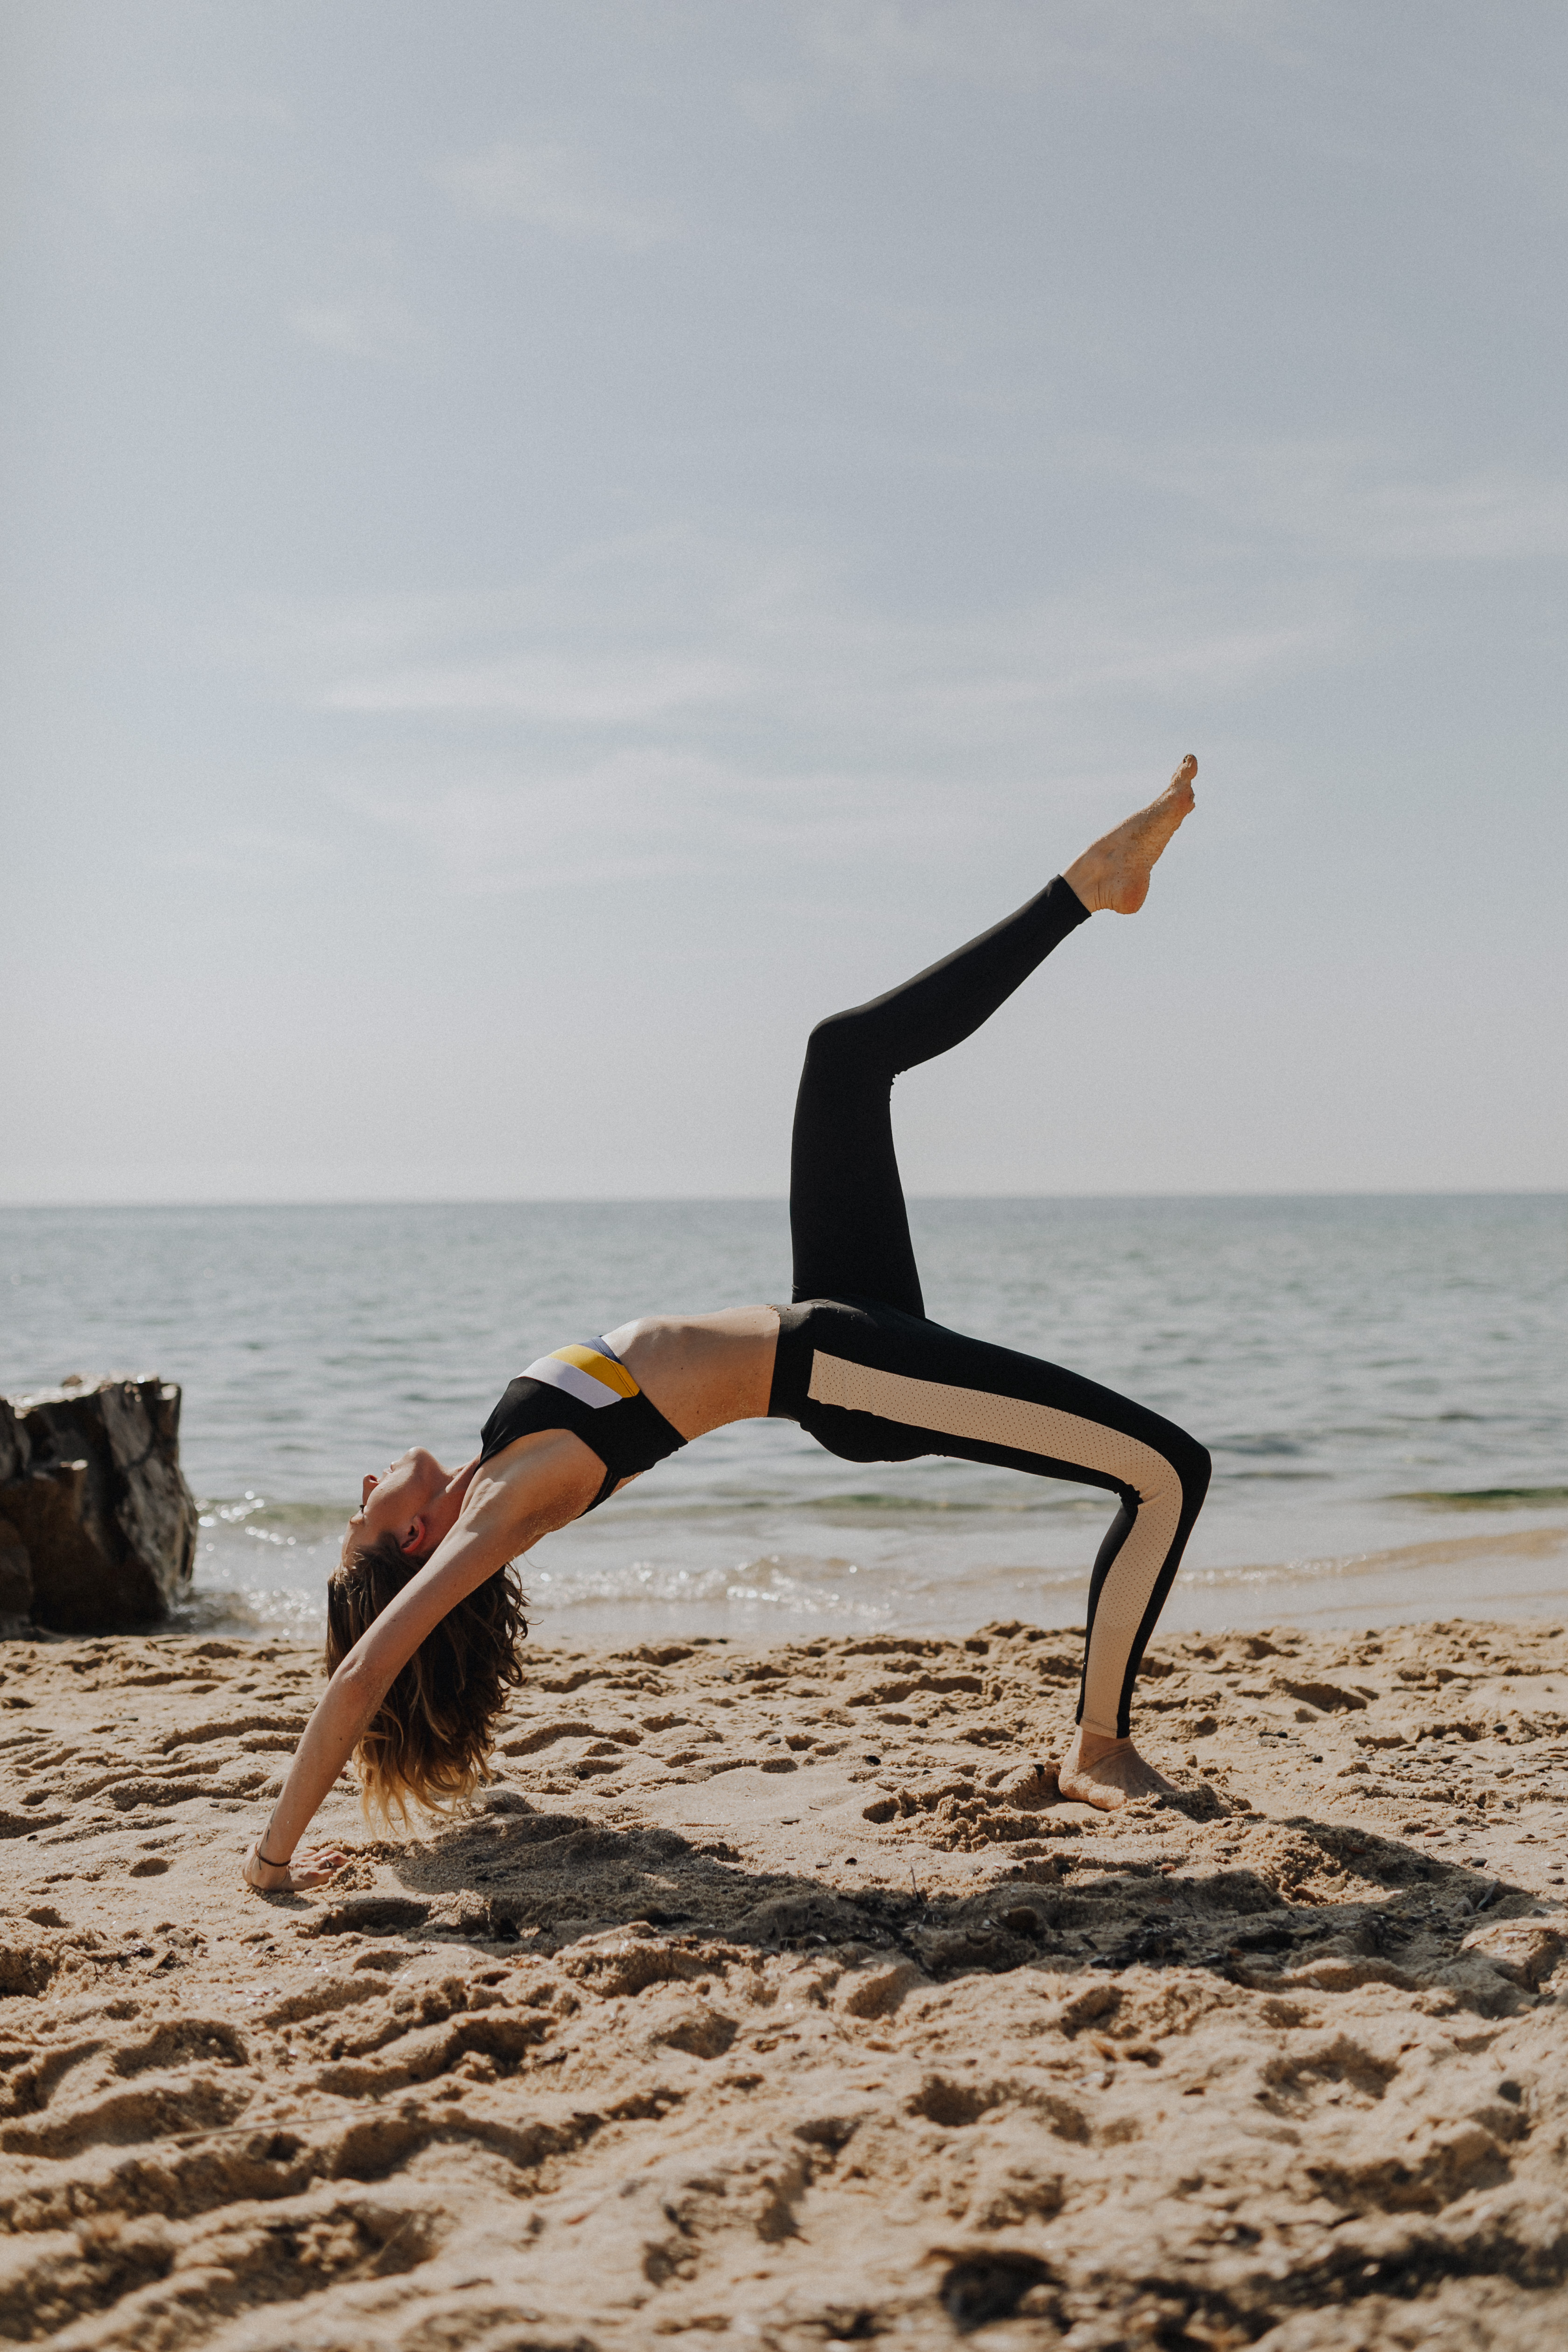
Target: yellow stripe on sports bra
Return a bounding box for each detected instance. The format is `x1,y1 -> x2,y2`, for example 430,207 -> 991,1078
550,1344 -> 640,1400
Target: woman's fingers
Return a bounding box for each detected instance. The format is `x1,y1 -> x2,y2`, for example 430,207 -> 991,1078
287,1845 -> 350,1888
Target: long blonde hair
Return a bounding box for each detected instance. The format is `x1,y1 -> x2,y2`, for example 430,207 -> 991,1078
326,1533 -> 528,1824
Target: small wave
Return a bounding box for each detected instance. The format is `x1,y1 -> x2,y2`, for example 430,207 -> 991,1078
199,1484 -> 1108,1533
525,1550 -> 900,1629
1215,1470 -> 1333,1484
1214,1435 -> 1310,1457
784,1489 -> 1104,1518
198,1496 -> 348,1537
563,1486 -> 1105,1522
173,1578 -> 329,1637
1181,1522 -> 1567,1590
1390,1486 -> 1568,1512
167,1586 -> 267,1635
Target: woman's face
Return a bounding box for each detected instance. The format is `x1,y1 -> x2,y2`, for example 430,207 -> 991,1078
343,1446 -> 452,1561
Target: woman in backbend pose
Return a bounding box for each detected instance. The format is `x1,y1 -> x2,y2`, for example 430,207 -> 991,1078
245,760 -> 1211,1892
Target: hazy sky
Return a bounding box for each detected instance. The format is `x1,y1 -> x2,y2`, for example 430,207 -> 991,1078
4,1 -> 1564,1204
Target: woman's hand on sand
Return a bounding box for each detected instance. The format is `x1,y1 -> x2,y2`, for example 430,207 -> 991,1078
242,1841 -> 349,1893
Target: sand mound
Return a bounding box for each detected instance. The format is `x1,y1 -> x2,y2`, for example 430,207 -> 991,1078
3,1615 -> 1567,2348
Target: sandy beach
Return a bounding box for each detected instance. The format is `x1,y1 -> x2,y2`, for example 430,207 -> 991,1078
3,1614 -> 1567,2350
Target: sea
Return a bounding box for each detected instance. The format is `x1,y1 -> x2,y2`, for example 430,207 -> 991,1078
1,1198 -> 1563,1650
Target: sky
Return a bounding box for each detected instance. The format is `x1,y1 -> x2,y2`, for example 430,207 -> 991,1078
3,0 -> 1565,1204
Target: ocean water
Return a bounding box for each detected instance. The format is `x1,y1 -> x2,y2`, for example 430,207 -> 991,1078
1,1197 -> 1563,1648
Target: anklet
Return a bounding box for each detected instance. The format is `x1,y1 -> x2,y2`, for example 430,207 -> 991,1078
254,1846 -> 290,1868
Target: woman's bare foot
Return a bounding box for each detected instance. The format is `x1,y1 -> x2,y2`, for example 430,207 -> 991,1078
1064,755 -> 1197,915
1057,1723 -> 1178,1811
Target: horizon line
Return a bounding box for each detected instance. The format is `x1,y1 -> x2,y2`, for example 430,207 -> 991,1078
1,1188 -> 1563,1212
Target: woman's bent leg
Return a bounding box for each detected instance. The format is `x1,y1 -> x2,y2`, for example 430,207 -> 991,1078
770,1297 -> 1210,1740
789,874 -> 1090,1313
1075,1413 -> 1210,1736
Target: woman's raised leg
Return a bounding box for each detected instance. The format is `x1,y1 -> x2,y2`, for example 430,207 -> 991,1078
787,756 -> 1198,1314
788,874 -> 1092,1313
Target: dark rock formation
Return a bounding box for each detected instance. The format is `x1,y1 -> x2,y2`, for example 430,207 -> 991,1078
0,1378 -> 198,1632
0,1513 -> 32,1620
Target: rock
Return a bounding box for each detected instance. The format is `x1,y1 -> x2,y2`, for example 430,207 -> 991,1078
0,1399 -> 25,1483
0,1516 -> 33,1619
0,1377 -> 198,1632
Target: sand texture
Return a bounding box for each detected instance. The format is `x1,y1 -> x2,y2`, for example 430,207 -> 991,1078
3,1615 -> 1568,2350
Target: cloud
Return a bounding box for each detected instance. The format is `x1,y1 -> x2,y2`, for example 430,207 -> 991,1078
801,0 -> 1058,94
322,650 -> 752,722
431,140 -> 677,252
274,521 -> 1339,900
331,747 -> 958,896
270,522 -> 1339,804
286,294 -> 421,361
147,826 -> 342,880
310,593 -> 1327,755
79,87 -> 291,225
93,90 -> 292,129
1117,440 -> 1568,563
796,0 -> 1285,100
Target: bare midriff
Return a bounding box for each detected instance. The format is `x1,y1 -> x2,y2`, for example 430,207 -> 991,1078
601,1305 -> 780,1442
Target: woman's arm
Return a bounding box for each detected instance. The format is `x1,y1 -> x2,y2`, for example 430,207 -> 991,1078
243,1434 -> 598,1891
240,1518 -> 516,1890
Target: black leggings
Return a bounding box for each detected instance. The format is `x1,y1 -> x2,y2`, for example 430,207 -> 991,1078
768,874 -> 1211,1738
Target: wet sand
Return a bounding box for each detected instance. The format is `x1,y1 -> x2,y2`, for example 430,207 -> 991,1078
2,1614 -> 1567,2349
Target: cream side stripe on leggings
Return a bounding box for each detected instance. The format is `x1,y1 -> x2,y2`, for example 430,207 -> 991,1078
805,1350 -> 1185,1736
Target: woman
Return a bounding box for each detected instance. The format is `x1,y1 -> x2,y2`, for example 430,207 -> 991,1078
245,759 -> 1209,1892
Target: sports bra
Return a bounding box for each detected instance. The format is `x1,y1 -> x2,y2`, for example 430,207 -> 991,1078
478,1337 -> 687,1513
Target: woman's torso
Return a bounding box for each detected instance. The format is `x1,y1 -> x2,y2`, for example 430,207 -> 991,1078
475,1306 -> 781,1520
603,1304 -> 779,1440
